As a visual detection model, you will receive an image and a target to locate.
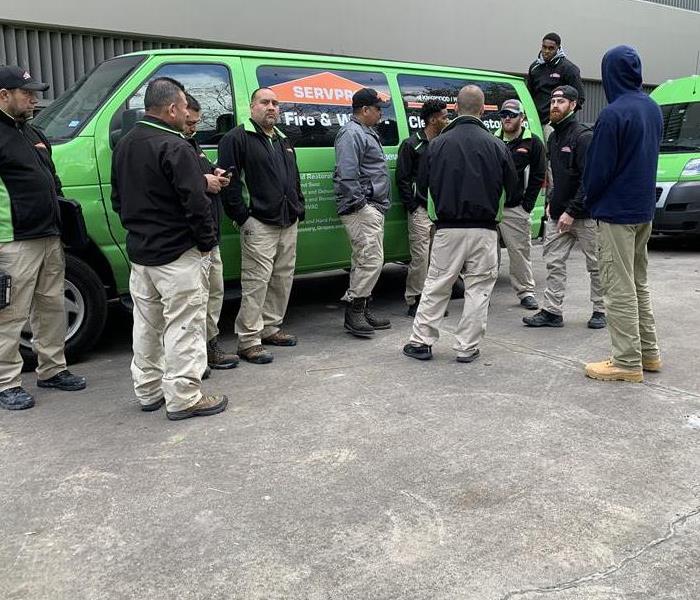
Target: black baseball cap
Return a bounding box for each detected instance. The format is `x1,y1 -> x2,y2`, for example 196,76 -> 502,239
0,66 -> 49,92
352,88 -> 388,110
551,85 -> 578,102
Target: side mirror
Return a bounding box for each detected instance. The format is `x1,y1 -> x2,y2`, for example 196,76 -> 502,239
110,108 -> 145,147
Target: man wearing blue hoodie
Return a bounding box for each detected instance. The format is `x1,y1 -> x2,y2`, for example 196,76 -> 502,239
583,46 -> 663,384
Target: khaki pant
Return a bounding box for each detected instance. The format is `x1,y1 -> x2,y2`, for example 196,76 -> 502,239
340,204 -> 385,300
206,245 -> 224,342
0,236 -> 67,391
542,218 -> 605,316
411,228 -> 498,357
236,217 -> 297,350
497,205 -> 536,299
405,206 -> 433,306
130,248 -> 209,412
598,221 -> 658,369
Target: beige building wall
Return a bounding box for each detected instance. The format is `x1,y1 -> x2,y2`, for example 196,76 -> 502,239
3,0 -> 699,85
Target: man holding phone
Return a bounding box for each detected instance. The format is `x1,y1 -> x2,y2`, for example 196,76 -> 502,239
184,93 -> 239,372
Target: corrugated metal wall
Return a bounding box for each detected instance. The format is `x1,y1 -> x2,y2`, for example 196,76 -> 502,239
0,23 -> 219,100
1,21 -> 656,122
642,0 -> 699,10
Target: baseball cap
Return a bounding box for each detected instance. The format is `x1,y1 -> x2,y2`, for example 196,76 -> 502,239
498,99 -> 524,116
352,88 -> 388,110
0,66 -> 49,92
551,85 -> 579,102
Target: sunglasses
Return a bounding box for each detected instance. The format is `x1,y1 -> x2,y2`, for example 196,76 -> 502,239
499,111 -> 520,119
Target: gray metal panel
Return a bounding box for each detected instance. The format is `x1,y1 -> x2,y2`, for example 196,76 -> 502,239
641,0 -> 699,10
0,22 -> 210,100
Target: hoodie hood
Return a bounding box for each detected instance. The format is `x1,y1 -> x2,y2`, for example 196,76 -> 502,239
534,46 -> 567,66
602,45 -> 643,103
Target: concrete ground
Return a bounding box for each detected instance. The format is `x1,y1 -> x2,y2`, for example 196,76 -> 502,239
1,237 -> 699,600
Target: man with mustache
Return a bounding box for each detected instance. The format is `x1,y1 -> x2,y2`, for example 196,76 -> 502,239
523,86 -> 606,330
218,88 -> 305,364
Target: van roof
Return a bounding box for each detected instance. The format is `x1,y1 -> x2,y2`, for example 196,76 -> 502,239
650,75 -> 700,104
119,48 -> 520,82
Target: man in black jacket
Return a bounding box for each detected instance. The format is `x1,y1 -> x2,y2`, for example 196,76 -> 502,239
112,77 -> 227,421
0,65 -> 86,411
494,99 -> 546,310
183,93 -> 239,372
527,33 -> 586,126
523,86 -> 606,330
218,88 -> 304,364
403,85 -> 517,363
396,99 -> 449,316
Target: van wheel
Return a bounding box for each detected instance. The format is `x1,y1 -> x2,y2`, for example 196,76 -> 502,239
20,255 -> 108,370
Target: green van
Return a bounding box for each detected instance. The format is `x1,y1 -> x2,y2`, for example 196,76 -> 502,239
29,48 -> 545,360
650,75 -> 700,235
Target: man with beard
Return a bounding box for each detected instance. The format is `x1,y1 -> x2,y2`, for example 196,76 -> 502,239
523,86 -> 606,330
494,99 -> 546,310
0,66 -> 87,411
218,88 -> 305,364
396,99 -> 450,316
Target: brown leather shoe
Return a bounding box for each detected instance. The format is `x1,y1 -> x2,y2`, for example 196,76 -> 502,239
642,355 -> 662,372
166,394 -> 228,421
239,344 -> 274,364
261,330 -> 297,347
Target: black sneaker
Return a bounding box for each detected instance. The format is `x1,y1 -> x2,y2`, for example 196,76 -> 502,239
587,311 -> 607,329
0,386 -> 35,410
456,349 -> 480,363
520,296 -> 539,310
523,310 -> 564,328
403,343 -> 433,361
37,370 -> 86,391
141,397 -> 165,412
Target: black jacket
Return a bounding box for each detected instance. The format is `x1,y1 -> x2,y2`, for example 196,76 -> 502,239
218,119 -> 304,227
0,109 -> 63,242
494,127 -> 546,212
547,114 -> 592,221
187,136 -> 222,241
527,56 -> 586,124
396,130 -> 430,213
419,116 -> 517,230
111,116 -> 217,266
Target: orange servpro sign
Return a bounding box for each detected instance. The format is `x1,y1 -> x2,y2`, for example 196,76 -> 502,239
269,72 -> 391,106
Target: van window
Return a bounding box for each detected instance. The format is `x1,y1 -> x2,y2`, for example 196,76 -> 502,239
127,63 -> 235,146
397,74 -> 520,133
660,102 -> 700,153
256,65 -> 399,147
33,55 -> 145,142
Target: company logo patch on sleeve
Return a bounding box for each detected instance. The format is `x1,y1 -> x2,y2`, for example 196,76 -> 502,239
561,146 -> 572,153
550,73 -> 561,79
516,148 -> 529,154
34,142 -> 47,150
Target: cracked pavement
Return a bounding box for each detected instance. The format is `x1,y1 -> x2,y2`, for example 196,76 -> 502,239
1,237 -> 699,599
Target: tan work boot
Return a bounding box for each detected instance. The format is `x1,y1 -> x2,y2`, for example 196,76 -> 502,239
239,344 -> 274,364
642,355 -> 662,372
585,359 -> 643,383
261,330 -> 297,346
166,394 -> 229,421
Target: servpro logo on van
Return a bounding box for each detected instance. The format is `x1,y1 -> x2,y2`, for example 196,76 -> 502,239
269,72 -> 391,106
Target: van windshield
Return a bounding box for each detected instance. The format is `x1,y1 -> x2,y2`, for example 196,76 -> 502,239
660,102 -> 700,153
33,55 -> 145,142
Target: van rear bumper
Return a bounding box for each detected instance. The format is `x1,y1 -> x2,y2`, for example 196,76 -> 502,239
653,181 -> 700,234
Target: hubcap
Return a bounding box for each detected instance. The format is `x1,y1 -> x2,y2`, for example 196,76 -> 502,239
20,280 -> 85,350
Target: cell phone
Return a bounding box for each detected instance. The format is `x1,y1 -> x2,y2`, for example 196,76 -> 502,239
221,166 -> 235,178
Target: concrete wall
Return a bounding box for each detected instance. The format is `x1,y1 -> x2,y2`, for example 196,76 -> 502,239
2,0 -> 699,85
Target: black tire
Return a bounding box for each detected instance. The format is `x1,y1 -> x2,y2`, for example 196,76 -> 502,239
21,254 -> 108,370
